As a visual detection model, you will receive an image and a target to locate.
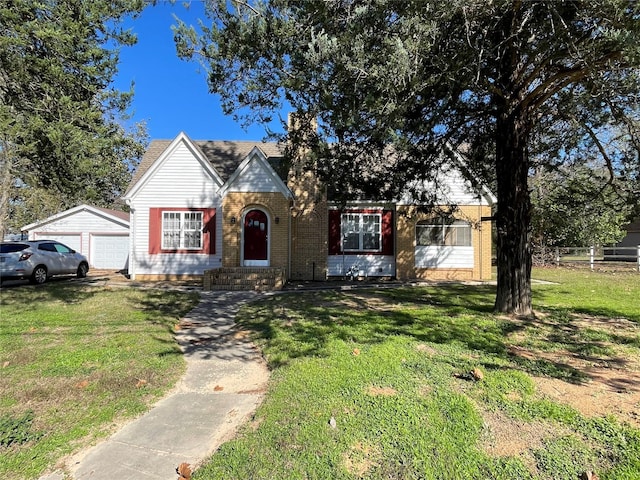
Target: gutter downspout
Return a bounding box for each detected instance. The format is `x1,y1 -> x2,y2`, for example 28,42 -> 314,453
125,198 -> 135,280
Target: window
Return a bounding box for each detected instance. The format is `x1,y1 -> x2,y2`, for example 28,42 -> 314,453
416,218 -> 472,247
162,211 -> 203,250
342,213 -> 381,251
53,243 -> 73,253
38,243 -> 57,252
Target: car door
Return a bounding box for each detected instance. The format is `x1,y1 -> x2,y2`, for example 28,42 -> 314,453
53,242 -> 78,273
37,242 -> 63,274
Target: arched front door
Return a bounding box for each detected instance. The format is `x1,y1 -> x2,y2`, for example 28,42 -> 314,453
243,209 -> 269,266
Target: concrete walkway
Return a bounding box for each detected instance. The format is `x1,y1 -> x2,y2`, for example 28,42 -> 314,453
42,290 -> 269,480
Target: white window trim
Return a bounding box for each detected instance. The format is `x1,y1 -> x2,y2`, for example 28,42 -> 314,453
161,211 -> 203,250
341,213 -> 382,252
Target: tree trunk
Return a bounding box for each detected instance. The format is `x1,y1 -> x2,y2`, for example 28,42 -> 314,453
493,108 -> 533,316
0,141 -> 14,239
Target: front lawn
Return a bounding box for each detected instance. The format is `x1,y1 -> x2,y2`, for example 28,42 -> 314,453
195,268 -> 640,479
0,282 -> 200,479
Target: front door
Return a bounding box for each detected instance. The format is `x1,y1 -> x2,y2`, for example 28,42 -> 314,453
243,209 -> 269,266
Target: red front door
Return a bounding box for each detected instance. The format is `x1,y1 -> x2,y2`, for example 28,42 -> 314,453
243,210 -> 268,265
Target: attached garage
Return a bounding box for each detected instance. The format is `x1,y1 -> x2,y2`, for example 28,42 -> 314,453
22,204 -> 130,270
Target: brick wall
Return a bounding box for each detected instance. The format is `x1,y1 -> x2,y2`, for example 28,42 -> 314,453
396,205 -> 493,281
222,192 -> 292,273
288,169 -> 328,281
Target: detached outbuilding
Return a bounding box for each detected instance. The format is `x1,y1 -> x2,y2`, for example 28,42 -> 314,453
22,204 -> 130,270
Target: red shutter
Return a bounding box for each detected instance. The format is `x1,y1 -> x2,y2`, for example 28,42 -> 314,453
149,208 -> 162,254
382,210 -> 394,256
203,208 -> 216,254
328,210 -> 342,255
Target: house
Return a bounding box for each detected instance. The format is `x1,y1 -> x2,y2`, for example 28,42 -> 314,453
618,218 -> 640,248
605,218 -> 640,261
22,204 -> 130,270
122,132 -> 495,288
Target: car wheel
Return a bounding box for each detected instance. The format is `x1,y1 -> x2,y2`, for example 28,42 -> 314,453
77,262 -> 89,278
30,265 -> 48,285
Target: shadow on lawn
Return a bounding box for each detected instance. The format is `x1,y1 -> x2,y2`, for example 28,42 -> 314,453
239,284 -> 636,385
1,282 -> 192,359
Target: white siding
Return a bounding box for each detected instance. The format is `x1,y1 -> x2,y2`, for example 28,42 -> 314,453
327,255 -> 395,277
132,142 -> 221,205
228,156 -> 281,193
399,167 -> 491,206
128,140 -> 223,277
415,246 -> 474,268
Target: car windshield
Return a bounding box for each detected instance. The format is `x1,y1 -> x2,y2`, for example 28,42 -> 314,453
0,244 -> 28,253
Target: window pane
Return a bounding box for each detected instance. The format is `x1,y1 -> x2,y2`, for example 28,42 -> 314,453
416,225 -> 436,246
362,215 -> 380,250
342,214 -> 360,250
183,231 -> 201,248
343,232 -> 360,250
444,221 -> 471,246
163,231 -> 180,249
362,233 -> 380,250
416,222 -> 443,246
183,212 -> 203,249
163,212 -> 181,249
53,243 -> 72,253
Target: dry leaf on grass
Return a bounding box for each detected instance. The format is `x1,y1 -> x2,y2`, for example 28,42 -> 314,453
176,462 -> 192,479
75,380 -> 90,389
580,472 -> 599,480
214,385 -> 224,391
329,416 -> 337,429
352,348 -> 360,356
135,379 -> 148,388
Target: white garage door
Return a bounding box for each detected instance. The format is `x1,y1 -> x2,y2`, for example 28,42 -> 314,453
91,235 -> 129,269
35,233 -> 82,253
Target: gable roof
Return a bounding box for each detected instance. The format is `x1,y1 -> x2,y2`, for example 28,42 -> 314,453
22,204 -> 130,231
127,137 -> 283,195
220,146 -> 293,198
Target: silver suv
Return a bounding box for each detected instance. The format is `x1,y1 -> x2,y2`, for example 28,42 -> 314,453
0,240 -> 89,285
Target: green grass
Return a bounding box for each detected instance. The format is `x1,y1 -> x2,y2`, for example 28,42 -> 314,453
532,267 -> 640,320
0,282 -> 200,479
195,268 -> 640,479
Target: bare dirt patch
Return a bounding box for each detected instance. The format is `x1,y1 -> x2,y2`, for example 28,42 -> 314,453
366,385 -> 397,396
342,441 -> 382,478
534,376 -> 640,428
480,407 -> 571,472
507,312 -> 640,429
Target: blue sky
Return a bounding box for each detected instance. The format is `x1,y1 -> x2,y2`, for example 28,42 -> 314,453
113,1 -> 285,141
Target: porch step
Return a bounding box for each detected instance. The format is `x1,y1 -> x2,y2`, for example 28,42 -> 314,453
203,267 -> 286,291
